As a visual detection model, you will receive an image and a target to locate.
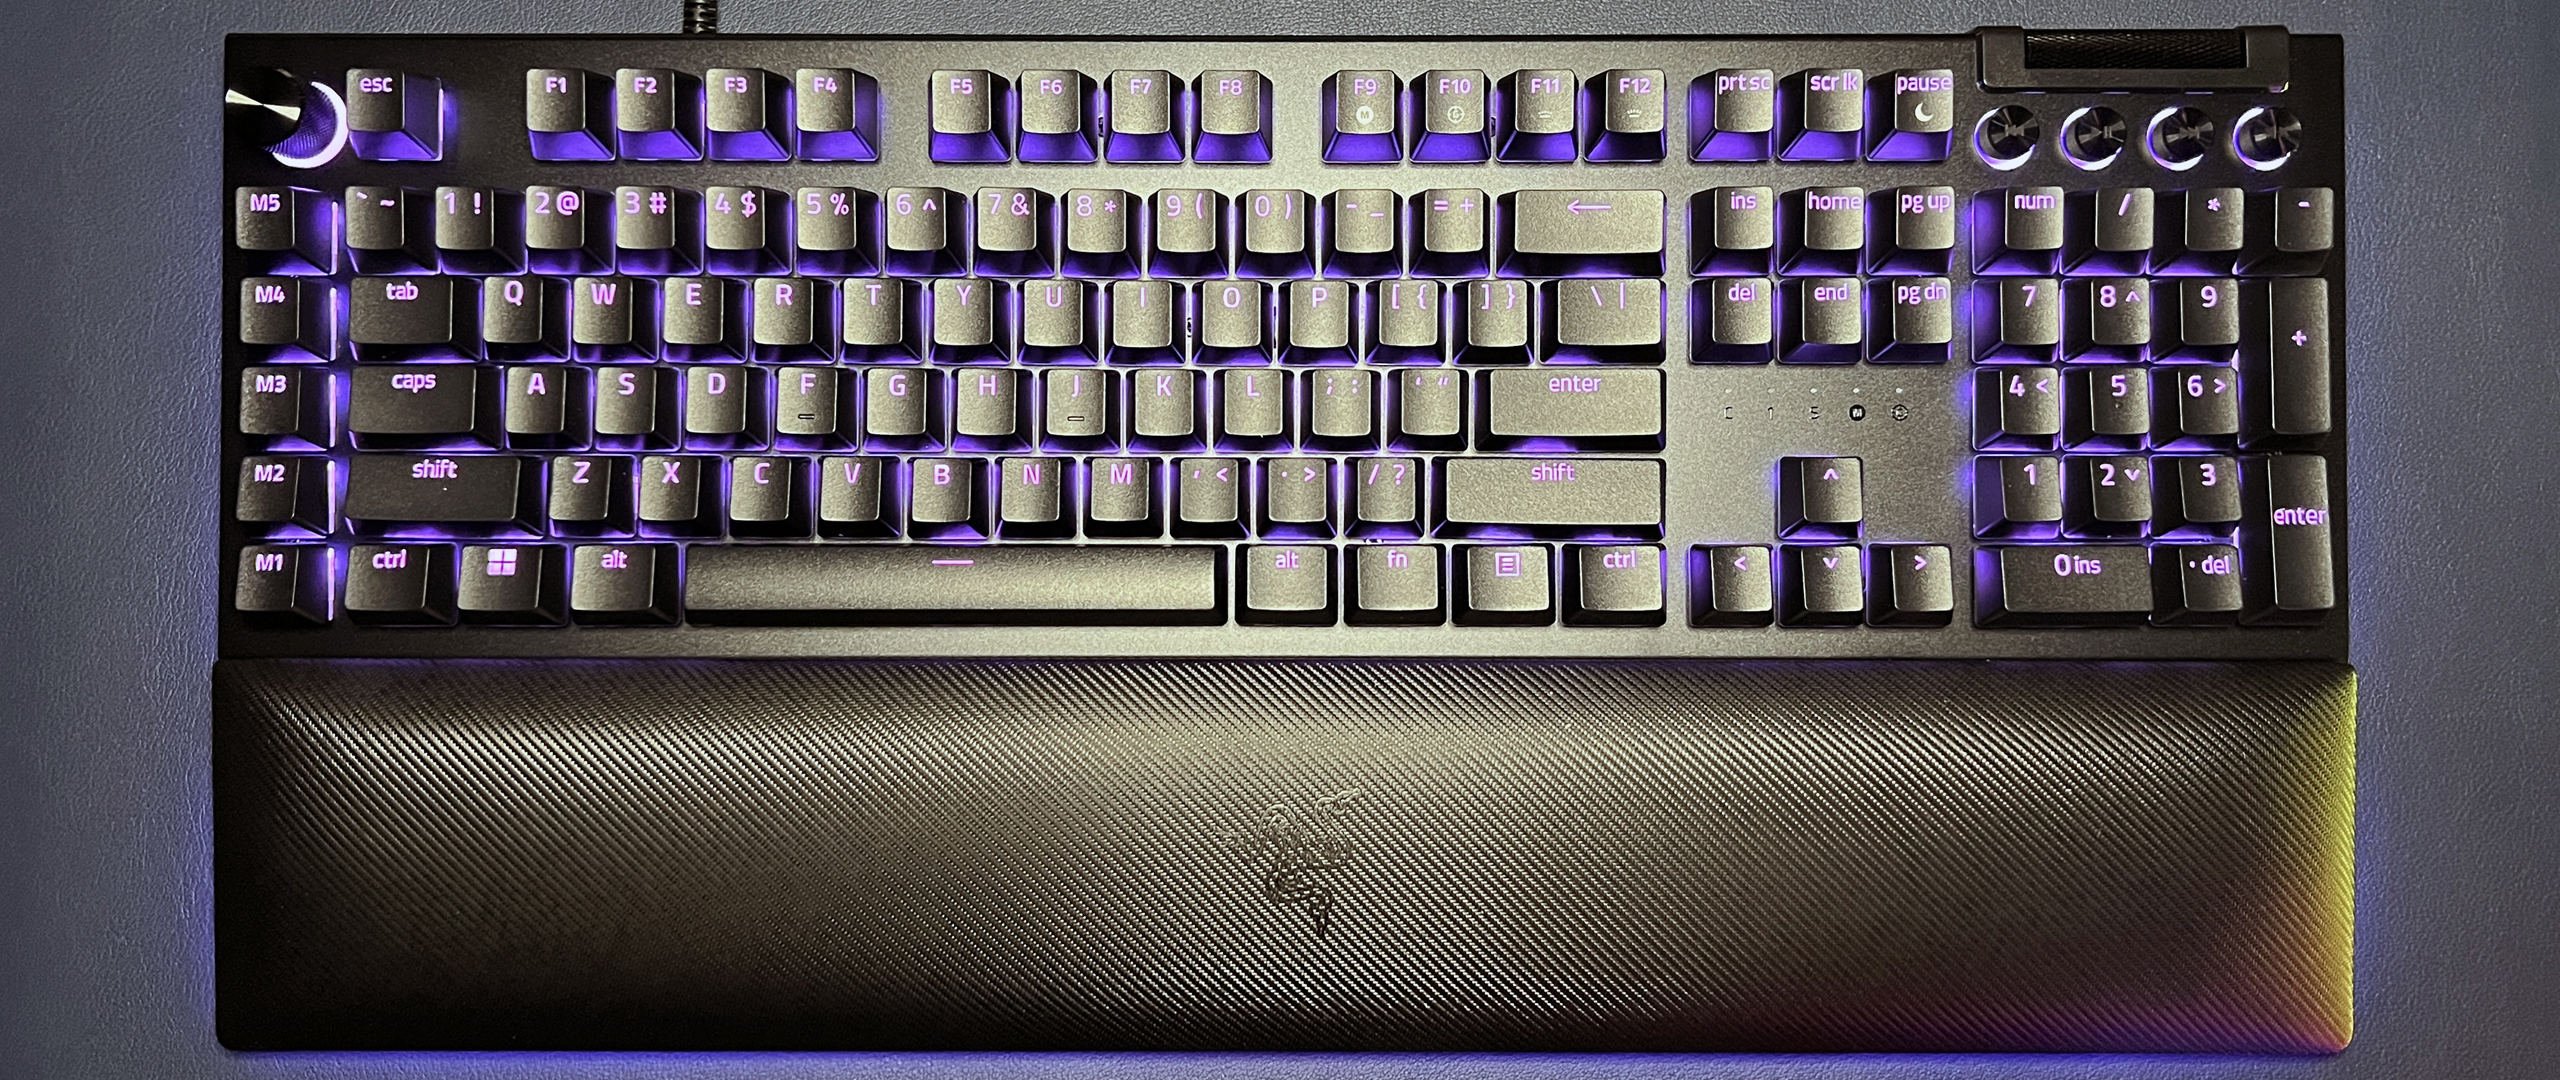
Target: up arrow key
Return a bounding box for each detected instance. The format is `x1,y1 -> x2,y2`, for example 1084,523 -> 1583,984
1780,456 -> 1863,539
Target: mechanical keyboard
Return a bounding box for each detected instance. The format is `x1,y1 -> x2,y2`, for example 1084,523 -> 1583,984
215,28 -> 2355,1053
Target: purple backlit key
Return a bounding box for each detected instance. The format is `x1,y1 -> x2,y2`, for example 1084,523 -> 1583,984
239,277 -> 336,362
1414,70 -> 1489,162
1020,70 -> 1098,163
884,187 -> 965,277
930,69 -> 1010,162
525,69 -> 612,161
1107,69 -> 1182,162
1584,69 -> 1666,162
1868,69 -> 1953,162
432,186 -> 522,274
794,186 -> 876,276
793,68 -> 879,161
346,69 -> 443,161
612,185 -> 700,275
614,68 -> 701,161
524,186 -> 609,274
1495,69 -> 1576,161
235,545 -> 334,626
343,185 -> 432,273
705,68 -> 788,161
1193,70 -> 1270,163
235,186 -> 338,275
344,543 -> 458,625
1324,70 -> 1400,162
1690,68 -> 1774,161
1779,68 -> 1863,161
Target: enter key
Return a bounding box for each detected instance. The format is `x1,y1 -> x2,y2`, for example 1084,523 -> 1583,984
1477,368 -> 1662,450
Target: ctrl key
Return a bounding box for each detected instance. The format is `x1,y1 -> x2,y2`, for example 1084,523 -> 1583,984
345,543 -> 458,625
571,544 -> 678,624
235,545 -> 334,626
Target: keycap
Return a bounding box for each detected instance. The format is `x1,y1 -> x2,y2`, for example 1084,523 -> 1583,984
1018,70 -> 1096,163
2241,454 -> 2335,625
1692,187 -> 1774,275
239,366 -> 334,449
862,366 -> 942,449
929,70 -> 1008,162
885,187 -> 964,277
995,456 -> 1070,538
344,453 -> 538,536
1585,69 -> 1666,161
1693,277 -> 1774,364
1107,69 -> 1182,162
2152,543 -> 2242,625
705,68 -> 787,160
774,367 -> 848,448
593,365 -> 678,448
1351,456 -> 1424,537
1455,544 -> 1553,625
611,185 -> 699,274
1974,278 -> 2062,362
1304,369 -> 1377,450
614,68 -> 700,161
1456,279 -> 1533,365
1975,366 -> 2061,450
750,277 -> 834,362
1688,544 -> 1773,626
2067,278 -> 2151,362
236,456 -> 334,535
1240,545 -> 1334,625
1129,368 -> 1202,450
1496,69 -> 1576,161
2065,454 -> 2153,537
1782,277 -> 1863,364
2243,187 -> 2334,276
733,545 -> 1194,629
2244,279 -> 2333,443
1151,189 -> 1227,278
817,456 -> 898,538
1868,276 -> 1953,363
1779,456 -> 1862,538
344,543 -> 457,625
547,455 -> 633,536
1035,368 -> 1110,448
345,69 -> 442,160
1022,280 -> 1097,365
2158,279 -> 2241,363
526,69 -> 612,160
1044,188 -> 1131,278
1869,69 -> 1953,161
1197,279 -> 1269,365
457,545 -> 563,624
1545,278 -> 1665,364
1869,186 -> 1954,274
635,454 -> 719,536
349,277 -> 475,361
502,365 -> 584,449
1324,70 -> 1400,162
952,367 -> 1026,449
1691,69 -> 1775,161
795,187 -> 876,275
481,276 -> 566,361
793,68 -> 879,161
1868,545 -> 1953,626
1110,280 -> 1185,364
1438,457 -> 1661,540
973,187 -> 1053,277
1566,544 -> 1665,626
1413,70 -> 1489,162
236,545 -> 333,626
1976,187 -> 2065,274
1782,187 -> 1864,275
1086,456 -> 1160,536
2157,187 -> 2244,274
349,365 -> 489,448
909,457 -> 988,538
240,277 -> 335,361
684,366 -> 764,448
1349,545 -> 1443,624
524,186 -> 609,274
1502,189 -> 1665,276
2154,455 -> 2242,537
932,278 -> 1011,365
1780,544 -> 1864,626
1324,189 -> 1400,278
1194,70 -> 1270,163
660,277 -> 743,362
1281,281 -> 1354,366
704,186 -> 784,275
1258,457 -> 1334,537
1231,189 -> 1313,278
1411,189 -> 1488,277
1369,279 -> 1444,365
1174,456 -> 1248,538
2066,366 -> 2152,449
1477,368 -> 1662,451
1780,69 -> 1863,161
1973,455 -> 2064,538
570,276 -> 653,362
429,186 -> 520,273
2067,187 -> 2155,274
1390,369 -> 1463,450
570,543 -> 678,624
1974,545 -> 2150,626
344,185 -> 432,272
235,186 -> 337,274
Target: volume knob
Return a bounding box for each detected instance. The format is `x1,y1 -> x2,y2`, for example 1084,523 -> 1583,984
226,68 -> 347,169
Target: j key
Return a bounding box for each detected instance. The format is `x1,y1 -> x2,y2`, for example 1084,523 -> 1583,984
816,456 -> 898,538
1782,278 -> 1863,364
774,367 -> 851,447
1868,545 -> 1954,626
1041,368 -> 1113,446
1413,70 -> 1490,162
1259,457 -> 1335,537
1782,187 -> 1864,275
1779,544 -> 1865,626
953,367 -> 1026,449
1352,456 -> 1424,537
1304,368 -> 1377,449
502,365 -> 586,449
349,365 -> 490,448
1370,279 -> 1443,365
932,278 -> 1011,365
635,455 -> 719,536
1106,69 -> 1181,162
1503,189 -> 1665,276
594,365 -> 678,449
690,545 -> 1222,625
1437,457 -> 1661,540
1173,456 -> 1247,538
842,279 -> 920,363
1022,280 -> 1096,364
1585,69 -> 1667,161
458,545 -> 564,624
238,366 -> 334,449
1779,68 -> 1863,161
1689,544 -> 1772,626
526,69 -> 612,161
1111,280 -> 1185,363
2157,187 -> 2245,274
1197,280 -> 1269,364
1973,455 -> 2064,538
1477,368 -> 1663,451
344,185 -> 433,272
2245,279 -> 2333,443
2241,454 -> 2335,624
705,68 -> 787,161
1282,281 -> 1354,365
793,68 -> 878,162
1565,544 -> 1665,626
1455,544 -> 1554,626
684,366 -> 764,447
1218,368 -> 1288,453
1496,69 -> 1576,161
884,187 -> 964,276
1151,188 -> 1227,277
2068,187 -> 2156,274
1325,189 -> 1401,277
1412,188 -> 1488,277
1085,456 -> 1160,536
752,277 -> 835,362
1692,187 -> 1775,274
1869,69 -> 1954,162
482,276 -> 566,361
909,457 -> 989,538
1694,277 -> 1774,364
2159,278 -> 2241,362
1237,189 -> 1313,278
1324,70 -> 1400,162
611,185 -> 699,274
795,187 -> 875,275
344,543 -> 457,625
1063,188 -> 1138,278
2068,277 -> 2151,361
2242,187 -> 2335,276
2065,366 -> 2152,449
429,186 -> 518,273
236,545 -> 333,625
234,186 -> 337,275
345,69 -> 442,161
569,543 -> 678,624
863,367 -> 943,450
660,277 -> 743,361
974,187 -> 1053,277
1976,187 -> 2065,274
1349,545 -> 1444,625
929,70 -> 1008,162
1240,545 -> 1335,625
1779,456 -> 1862,539
524,185 -> 608,274
1456,279 -> 1533,365
1974,545 -> 2150,626
614,68 -> 700,160
349,276 -> 476,361
239,277 -> 335,361
1869,186 -> 1955,274
547,455 -> 634,536
2154,455 -> 2242,537
1975,278 -> 2061,362
1545,279 -> 1664,363
2065,455 -> 2153,537
1694,68 -> 1776,161
1019,70 -> 1096,162
996,456 -> 1070,537
1129,368 -> 1202,450
1869,276 -> 1954,364
1391,369 -> 1464,450
2151,542 -> 2243,625
703,186 -> 783,274
343,453 -> 538,536
1975,366 -> 2061,450
236,455 -> 334,535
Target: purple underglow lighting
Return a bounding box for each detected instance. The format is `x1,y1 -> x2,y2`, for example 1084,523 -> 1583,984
1018,130 -> 1098,163
529,128 -> 613,161
1106,128 -> 1186,164
1778,129 -> 1859,163
270,82 -> 349,169
1865,127 -> 1950,162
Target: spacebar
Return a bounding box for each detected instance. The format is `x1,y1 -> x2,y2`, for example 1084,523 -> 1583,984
685,545 -> 1225,625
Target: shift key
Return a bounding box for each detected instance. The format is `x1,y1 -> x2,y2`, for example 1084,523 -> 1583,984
1502,189 -> 1664,275
1437,457 -> 1660,539
1477,368 -> 1662,450
344,453 -> 540,536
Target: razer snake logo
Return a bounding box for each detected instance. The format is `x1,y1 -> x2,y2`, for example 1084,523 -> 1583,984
1217,789 -> 1362,937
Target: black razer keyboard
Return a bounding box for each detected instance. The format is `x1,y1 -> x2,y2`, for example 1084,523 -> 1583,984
215,28 -> 2355,1054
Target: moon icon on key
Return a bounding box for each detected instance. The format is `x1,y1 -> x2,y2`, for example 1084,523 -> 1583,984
1914,101 -> 1934,122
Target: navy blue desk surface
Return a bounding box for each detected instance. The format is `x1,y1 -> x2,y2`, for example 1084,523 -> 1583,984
3,0 -> 2552,1076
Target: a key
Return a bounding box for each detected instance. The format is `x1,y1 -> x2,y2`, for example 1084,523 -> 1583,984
526,69 -> 612,161
1477,368 -> 1662,451
1173,456 -> 1247,538
236,545 -> 334,625
2068,187 -> 2156,274
1779,544 -> 1865,626
344,185 -> 432,272
458,545 -> 564,624
1059,188 -> 1136,278
703,185 -> 783,275
2154,455 -> 2242,537
1324,70 -> 1401,162
1974,545 -> 2150,626
1455,544 -> 1554,625
1779,456 -> 1863,539
1868,545 -> 1954,626
687,545 -> 1223,625
593,365 -> 677,449
1150,188 -> 1227,277
343,453 -> 538,536
636,454 -> 719,536
547,455 -> 633,536
2244,279 -> 2333,443
1869,69 -> 1953,161
1018,70 -> 1097,163
1437,457 -> 1661,540
2241,454 -> 2335,624
1282,281 -> 1355,365
1233,189 -> 1314,278
234,186 -> 337,275
862,367 -> 943,450
751,276 -> 834,362
1692,187 -> 1774,275
1085,456 -> 1160,536
2066,366 -> 2152,449
611,184 -> 698,274
1217,368 -> 1287,449
841,278 -> 920,363
1545,278 -> 1664,363
1456,279 -> 1533,364
1869,276 -> 1954,364
1038,367 -> 1113,448
1106,69 -> 1181,162
1563,544 -> 1664,626
1021,279 -> 1096,364
1259,457 -> 1335,537
659,277 -> 742,361
502,364 -> 585,449
2157,187 -> 2244,274
524,185 -> 608,274
1370,279 -> 1444,365
1325,188 -> 1401,277
2159,278 -> 2241,363
1194,71 -> 1271,163
349,276 -> 475,361
705,68 -> 787,161
793,68 -> 879,161
346,69 -> 443,161
1586,69 -> 1667,161
613,68 -> 699,160
1352,456 -> 1424,537
1412,188 -> 1489,277
972,187 -> 1052,277
1693,68 -> 1776,161
1414,70 -> 1490,162
2242,187 -> 2335,276
996,456 -> 1070,537
929,69 -> 1009,162
1391,369 -> 1464,450
1783,187 -> 1864,275
1974,277 -> 2062,362
932,278 -> 1011,365
1496,69 -> 1577,161
1129,368 -> 1202,450
774,366 -> 848,448
1502,189 -> 1666,276
1976,187 -> 2065,274
349,364 -> 490,448
817,455 -> 898,538
2066,454 -> 2153,537
1973,455 -> 2064,538
569,543 -> 679,624
952,367 -> 1025,449
2067,277 -> 2151,361
236,455 -> 334,535
1110,280 -> 1185,364
481,274 -> 566,360
2154,363 -> 2240,448
344,543 -> 458,625
239,277 -> 335,361
2151,542 -> 2243,625
1695,277 -> 1775,364
1779,68 -> 1863,161
238,366 -> 334,449
1349,545 -> 1444,625
794,186 -> 875,275
1975,366 -> 2061,450
1197,279 -> 1269,364
1688,544 -> 1773,626
885,187 -> 964,276
1240,545 -> 1335,625
430,186 -> 518,273
1304,368 -> 1377,450
683,366 -> 763,448
1782,277 -> 1863,364
1870,186 -> 1954,274
908,457 -> 988,539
